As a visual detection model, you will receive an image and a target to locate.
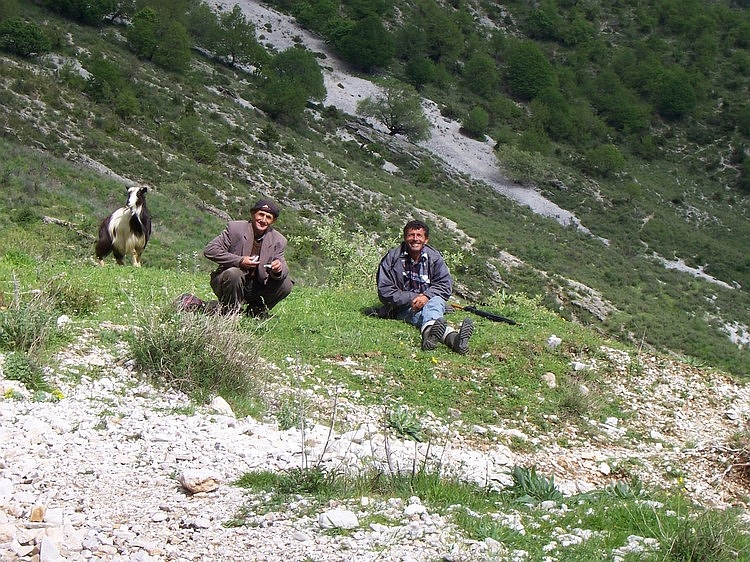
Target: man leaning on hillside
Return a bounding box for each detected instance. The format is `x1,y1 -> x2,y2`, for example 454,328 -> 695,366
376,219 -> 474,354
204,198 -> 293,317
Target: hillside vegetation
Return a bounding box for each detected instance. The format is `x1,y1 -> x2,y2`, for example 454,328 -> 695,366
0,0 -> 749,378
2,2 -> 750,558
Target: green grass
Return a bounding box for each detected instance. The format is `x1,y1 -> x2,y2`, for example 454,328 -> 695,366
0,250 -> 632,434
2,3 -> 750,558
230,464 -> 750,561
2,243 -> 749,559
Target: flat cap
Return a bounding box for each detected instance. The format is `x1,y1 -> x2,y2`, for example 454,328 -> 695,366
250,198 -> 280,218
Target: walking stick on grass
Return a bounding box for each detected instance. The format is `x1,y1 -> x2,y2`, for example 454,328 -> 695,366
450,303 -> 518,325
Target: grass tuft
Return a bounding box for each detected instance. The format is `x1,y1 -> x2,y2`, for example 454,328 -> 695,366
126,306 -> 266,416
0,281 -> 59,355
667,509 -> 747,562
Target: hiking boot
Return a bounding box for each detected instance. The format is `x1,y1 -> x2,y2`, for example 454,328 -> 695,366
446,318 -> 474,354
421,318 -> 447,351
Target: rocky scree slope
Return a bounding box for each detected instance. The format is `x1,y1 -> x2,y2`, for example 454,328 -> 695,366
1,320 -> 750,560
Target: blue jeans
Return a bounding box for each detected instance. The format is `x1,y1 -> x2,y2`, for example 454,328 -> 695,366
395,296 -> 446,330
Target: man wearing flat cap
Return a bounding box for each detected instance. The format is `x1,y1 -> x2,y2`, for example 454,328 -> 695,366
204,198 -> 293,316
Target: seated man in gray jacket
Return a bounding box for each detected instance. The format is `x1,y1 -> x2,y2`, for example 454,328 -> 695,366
204,198 -> 293,316
376,219 -> 473,354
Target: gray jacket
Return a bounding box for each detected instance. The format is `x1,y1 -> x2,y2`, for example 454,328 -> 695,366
377,243 -> 453,311
204,221 -> 289,286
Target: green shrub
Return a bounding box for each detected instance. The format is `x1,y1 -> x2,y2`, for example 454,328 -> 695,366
260,47 -> 325,123
495,144 -> 555,184
462,53 -> 499,98
2,350 -> 52,392
583,144 -> 625,178
653,68 -> 697,120
505,41 -> 556,101
127,7 -> 159,60
334,14 -> 394,73
305,216 -> 383,289
42,0 -> 114,25
509,465 -> 563,504
461,106 -> 489,139
517,127 -> 552,156
0,18 -> 51,57
405,56 -> 435,90
47,278 -> 100,316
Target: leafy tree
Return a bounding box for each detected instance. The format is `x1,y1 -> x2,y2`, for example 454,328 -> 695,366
589,69 -> 651,134
561,11 -> 596,46
462,52 -> 499,98
517,126 -> 552,156
611,43 -> 664,99
293,0 -> 338,34
0,18 -> 51,57
394,20 -> 428,62
406,0 -> 464,65
461,106 -> 489,139
152,20 -> 191,72
343,0 -> 391,19
404,55 -> 435,91
127,7 -> 159,60
335,14 -> 394,73
260,47 -> 325,122
42,0 -> 118,25
653,68 -> 697,120
145,0 -> 194,21
124,5 -> 191,72
356,79 -> 430,141
525,1 -> 564,42
505,41 -> 556,101
187,1 -> 221,51
215,4 -> 265,67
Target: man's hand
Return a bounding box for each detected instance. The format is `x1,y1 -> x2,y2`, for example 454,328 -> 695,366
411,294 -> 428,311
240,255 -> 260,269
267,259 -> 282,275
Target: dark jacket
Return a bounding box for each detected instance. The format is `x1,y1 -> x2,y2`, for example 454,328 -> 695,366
377,243 -> 453,312
204,221 -> 289,286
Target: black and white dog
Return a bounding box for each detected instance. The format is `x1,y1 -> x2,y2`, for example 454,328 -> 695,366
95,185 -> 152,267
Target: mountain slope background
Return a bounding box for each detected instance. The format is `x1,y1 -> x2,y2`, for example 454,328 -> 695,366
4,2 -> 750,558
0,0 -> 749,377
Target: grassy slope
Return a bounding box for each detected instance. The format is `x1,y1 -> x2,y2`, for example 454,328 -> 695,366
2,81 -> 750,559
0,2 -> 748,381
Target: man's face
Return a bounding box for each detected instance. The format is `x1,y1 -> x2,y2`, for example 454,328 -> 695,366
252,210 -> 275,234
404,227 -> 428,256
